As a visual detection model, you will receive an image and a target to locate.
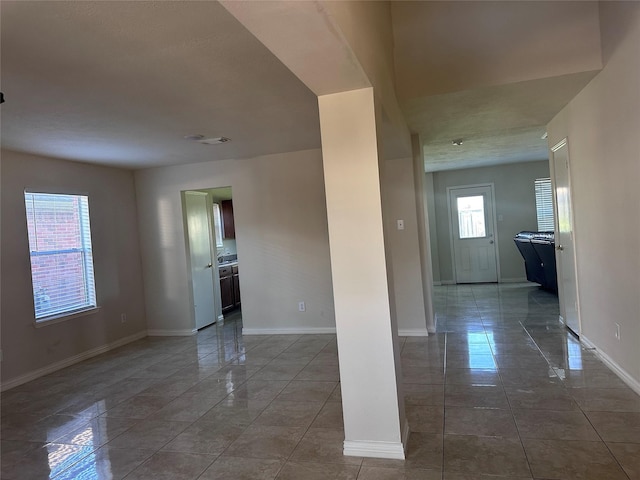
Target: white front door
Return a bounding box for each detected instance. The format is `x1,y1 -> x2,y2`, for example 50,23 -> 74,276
449,185 -> 498,283
551,139 -> 580,336
184,191 -> 216,330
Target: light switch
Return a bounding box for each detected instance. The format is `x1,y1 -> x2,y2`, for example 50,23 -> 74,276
397,219 -> 405,230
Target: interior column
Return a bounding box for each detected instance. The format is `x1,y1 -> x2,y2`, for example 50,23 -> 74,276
318,87 -> 408,459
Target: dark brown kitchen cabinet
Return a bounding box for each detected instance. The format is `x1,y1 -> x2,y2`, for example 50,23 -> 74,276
219,263 -> 240,312
221,199 -> 235,239
219,268 -> 234,312
232,264 -> 241,307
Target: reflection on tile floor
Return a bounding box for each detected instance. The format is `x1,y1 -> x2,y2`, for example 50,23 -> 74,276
2,284 -> 640,479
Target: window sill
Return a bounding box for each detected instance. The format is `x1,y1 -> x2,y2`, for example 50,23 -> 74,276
33,306 -> 101,328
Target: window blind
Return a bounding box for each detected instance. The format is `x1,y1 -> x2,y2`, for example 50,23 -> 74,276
24,192 -> 97,320
534,178 -> 555,231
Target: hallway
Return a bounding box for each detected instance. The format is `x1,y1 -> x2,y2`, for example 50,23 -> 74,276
1,284 -> 639,479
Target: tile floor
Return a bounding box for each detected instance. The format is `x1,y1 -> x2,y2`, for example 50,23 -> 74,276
2,284 -> 640,479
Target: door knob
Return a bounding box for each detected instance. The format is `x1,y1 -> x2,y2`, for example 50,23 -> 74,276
206,263 -> 213,268
489,240 -> 494,244
556,245 -> 564,251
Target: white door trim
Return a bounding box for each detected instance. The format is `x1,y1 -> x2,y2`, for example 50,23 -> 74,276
550,138 -> 582,336
447,183 -> 500,284
182,190 -> 217,331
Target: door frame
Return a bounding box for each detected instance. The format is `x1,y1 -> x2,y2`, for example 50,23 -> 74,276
550,138 -> 582,336
446,183 -> 501,284
182,190 -> 220,331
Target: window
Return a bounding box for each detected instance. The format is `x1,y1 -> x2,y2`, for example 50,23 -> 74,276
24,192 -> 97,320
212,203 -> 224,248
457,195 -> 486,238
535,178 -> 555,231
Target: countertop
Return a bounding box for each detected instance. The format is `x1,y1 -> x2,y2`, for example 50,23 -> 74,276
218,261 -> 238,268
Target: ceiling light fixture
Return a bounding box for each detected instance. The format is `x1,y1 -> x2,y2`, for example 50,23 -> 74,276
452,139 -> 463,146
184,134 -> 204,141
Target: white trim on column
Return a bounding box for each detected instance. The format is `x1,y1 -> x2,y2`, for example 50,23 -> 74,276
344,439 -> 406,460
343,419 -> 410,460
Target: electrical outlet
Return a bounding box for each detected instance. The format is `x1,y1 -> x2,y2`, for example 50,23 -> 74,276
121,313 -> 127,324
615,323 -> 621,340
298,301 -> 306,312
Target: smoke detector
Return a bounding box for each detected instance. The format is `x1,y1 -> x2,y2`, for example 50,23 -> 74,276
452,139 -> 463,146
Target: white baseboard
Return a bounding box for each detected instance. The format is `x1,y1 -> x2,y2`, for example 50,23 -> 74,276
401,418 -> 410,452
242,327 -> 337,335
343,419 -> 409,459
441,280 -> 455,285
344,438 -> 406,459
580,335 -> 640,396
398,329 -> 429,337
580,335 -> 596,350
147,329 -> 197,336
432,281 -> 442,286
500,277 -> 528,283
1,331 -> 147,392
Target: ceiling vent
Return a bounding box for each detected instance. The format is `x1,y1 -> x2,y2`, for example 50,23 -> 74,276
184,134 -> 204,141
198,137 -> 231,145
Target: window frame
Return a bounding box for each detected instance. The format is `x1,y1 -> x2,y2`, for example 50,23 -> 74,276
24,190 -> 99,325
456,194 -> 488,239
212,202 -> 224,248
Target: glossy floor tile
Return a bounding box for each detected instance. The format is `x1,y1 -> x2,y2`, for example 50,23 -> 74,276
2,284 -> 640,479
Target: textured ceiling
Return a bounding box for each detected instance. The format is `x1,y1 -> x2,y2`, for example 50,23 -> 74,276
403,72 -> 599,171
0,1 -> 321,169
1,1 -> 605,173
391,1 -> 603,172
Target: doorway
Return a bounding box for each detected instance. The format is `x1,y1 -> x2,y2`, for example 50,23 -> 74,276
183,186 -> 240,331
448,184 -> 499,283
183,190 -> 218,330
551,139 -> 580,336
209,187 -> 241,318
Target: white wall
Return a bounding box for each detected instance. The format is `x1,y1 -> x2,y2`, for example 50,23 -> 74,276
431,160 -> 551,283
1,150 -> 147,387
392,1 -> 602,99
547,2 -> 640,385
134,149 -> 336,335
424,172 -> 441,284
383,157 -> 428,335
